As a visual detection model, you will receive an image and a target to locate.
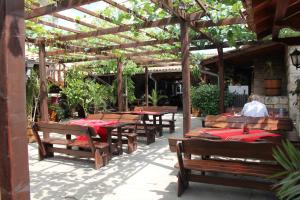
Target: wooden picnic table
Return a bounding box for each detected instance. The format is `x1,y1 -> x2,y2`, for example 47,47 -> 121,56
69,119 -> 131,155
116,111 -> 169,136
169,127 -> 281,153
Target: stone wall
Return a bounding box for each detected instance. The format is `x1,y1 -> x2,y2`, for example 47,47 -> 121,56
252,55 -> 287,95
256,95 -> 289,114
287,46 -> 300,121
287,46 -> 300,136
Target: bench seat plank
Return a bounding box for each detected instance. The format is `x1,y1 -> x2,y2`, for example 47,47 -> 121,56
177,159 -> 282,178
43,138 -> 109,149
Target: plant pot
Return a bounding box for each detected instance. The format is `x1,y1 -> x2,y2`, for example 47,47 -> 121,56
264,79 -> 282,96
192,107 -> 201,117
27,125 -> 36,143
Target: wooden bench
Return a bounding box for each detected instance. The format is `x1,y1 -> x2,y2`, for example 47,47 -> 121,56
32,122 -> 110,169
175,138 -> 282,196
134,106 -> 178,133
88,113 -> 146,151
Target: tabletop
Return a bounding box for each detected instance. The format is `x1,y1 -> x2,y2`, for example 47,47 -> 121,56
69,119 -> 120,141
117,111 -> 169,116
185,128 -> 280,142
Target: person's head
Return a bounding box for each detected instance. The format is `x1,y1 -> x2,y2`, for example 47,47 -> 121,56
249,94 -> 259,102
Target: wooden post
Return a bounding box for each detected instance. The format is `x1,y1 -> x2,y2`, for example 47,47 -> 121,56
39,42 -> 49,121
124,76 -> 128,111
117,60 -> 123,111
217,47 -> 225,113
145,66 -> 149,106
181,21 -> 191,135
0,0 -> 31,199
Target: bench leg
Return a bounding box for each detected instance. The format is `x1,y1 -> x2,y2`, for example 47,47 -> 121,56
45,143 -> 54,158
94,149 -> 104,170
169,121 -> 175,133
177,172 -> 189,197
38,147 -> 45,161
127,136 -> 137,154
146,132 -> 155,145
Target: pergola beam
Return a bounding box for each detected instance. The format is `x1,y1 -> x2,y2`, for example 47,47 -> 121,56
102,0 -> 173,36
46,38 -> 180,56
150,0 -> 217,44
25,0 -> 100,19
272,1 -> 289,39
48,17 -> 180,43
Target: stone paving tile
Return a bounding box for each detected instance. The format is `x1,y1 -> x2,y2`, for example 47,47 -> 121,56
29,114 -> 277,200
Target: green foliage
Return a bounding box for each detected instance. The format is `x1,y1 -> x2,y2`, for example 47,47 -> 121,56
148,89 -> 167,106
61,69 -> 111,114
26,70 -> 39,122
191,84 -> 233,115
272,140 -> 300,200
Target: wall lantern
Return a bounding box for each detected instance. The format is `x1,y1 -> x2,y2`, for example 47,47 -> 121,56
290,48 -> 300,69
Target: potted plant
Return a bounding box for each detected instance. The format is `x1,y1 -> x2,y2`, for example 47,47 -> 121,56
26,70 -> 39,143
264,61 -> 282,96
191,84 -> 233,116
272,140 -> 300,199
148,89 -> 167,106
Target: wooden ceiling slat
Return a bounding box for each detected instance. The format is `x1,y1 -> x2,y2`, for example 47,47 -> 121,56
25,0 -> 100,19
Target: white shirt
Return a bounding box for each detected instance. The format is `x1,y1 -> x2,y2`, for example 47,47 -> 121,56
241,101 -> 269,117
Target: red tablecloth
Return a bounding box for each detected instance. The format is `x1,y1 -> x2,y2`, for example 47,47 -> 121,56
69,119 -> 118,142
204,128 -> 279,142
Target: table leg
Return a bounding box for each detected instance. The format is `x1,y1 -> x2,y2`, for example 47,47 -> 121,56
159,115 -> 163,136
153,115 -> 158,137
117,127 -> 123,155
106,128 -> 113,155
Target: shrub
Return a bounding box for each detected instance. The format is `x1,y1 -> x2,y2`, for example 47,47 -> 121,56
191,84 -> 233,116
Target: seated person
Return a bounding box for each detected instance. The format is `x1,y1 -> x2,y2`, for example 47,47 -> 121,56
241,94 -> 269,117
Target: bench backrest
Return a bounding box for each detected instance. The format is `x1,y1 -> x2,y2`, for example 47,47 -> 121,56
34,121 -> 94,137
119,114 -> 141,123
135,106 -> 178,113
87,113 -> 104,120
88,113 -> 140,123
179,138 -> 278,161
204,115 -> 293,131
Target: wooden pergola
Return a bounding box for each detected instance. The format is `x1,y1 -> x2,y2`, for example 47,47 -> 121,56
0,0 -> 260,199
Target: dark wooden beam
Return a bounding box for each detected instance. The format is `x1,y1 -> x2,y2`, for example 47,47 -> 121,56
47,38 -> 179,56
181,21 -> 191,135
150,0 -> 218,45
25,0 -> 100,19
48,17 -> 180,43
30,18 -> 81,33
0,0 -> 30,199
117,60 -> 123,111
102,0 -> 172,35
272,0 -> 289,39
217,47 -> 225,113
195,17 -> 245,28
39,42 -> 49,122
145,67 -> 149,106
94,38 -> 179,52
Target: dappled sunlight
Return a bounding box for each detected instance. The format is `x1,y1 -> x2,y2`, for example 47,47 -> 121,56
29,114 -> 276,200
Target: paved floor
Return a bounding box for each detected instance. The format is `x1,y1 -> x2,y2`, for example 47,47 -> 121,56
29,114 -> 277,200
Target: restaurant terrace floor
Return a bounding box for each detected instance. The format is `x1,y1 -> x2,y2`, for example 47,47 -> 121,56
29,113 -> 276,200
